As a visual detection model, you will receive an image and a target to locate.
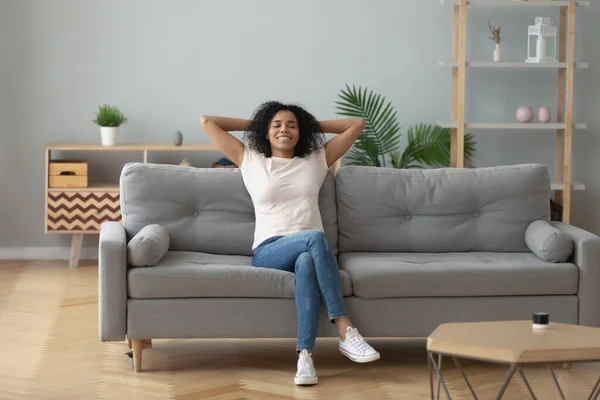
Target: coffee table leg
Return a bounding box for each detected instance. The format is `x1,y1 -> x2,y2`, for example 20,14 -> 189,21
437,354 -> 442,400
427,351 -> 443,399
547,364 -> 567,400
428,351 -> 453,400
495,363 -> 517,400
517,365 -> 538,399
452,356 -> 479,399
428,354 -> 519,400
588,374 -> 600,400
428,351 -> 434,400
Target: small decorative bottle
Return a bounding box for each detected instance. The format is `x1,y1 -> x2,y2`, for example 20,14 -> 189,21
489,22 -> 502,63
493,43 -> 501,62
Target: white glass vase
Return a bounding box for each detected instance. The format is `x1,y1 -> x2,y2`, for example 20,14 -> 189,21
493,43 -> 501,62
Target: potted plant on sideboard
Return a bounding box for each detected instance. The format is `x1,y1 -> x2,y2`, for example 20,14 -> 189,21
92,104 -> 128,146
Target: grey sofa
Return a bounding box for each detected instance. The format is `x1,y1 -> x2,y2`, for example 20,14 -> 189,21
98,162 -> 600,371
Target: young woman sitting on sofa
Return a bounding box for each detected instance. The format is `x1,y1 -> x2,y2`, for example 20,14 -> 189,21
201,101 -> 380,386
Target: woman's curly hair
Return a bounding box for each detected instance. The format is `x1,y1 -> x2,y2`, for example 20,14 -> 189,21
243,101 -> 324,158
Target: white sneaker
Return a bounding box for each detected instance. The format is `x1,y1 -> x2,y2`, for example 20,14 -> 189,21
339,326 -> 381,363
295,349 -> 318,385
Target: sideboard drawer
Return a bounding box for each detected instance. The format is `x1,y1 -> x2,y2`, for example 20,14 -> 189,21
47,191 -> 121,232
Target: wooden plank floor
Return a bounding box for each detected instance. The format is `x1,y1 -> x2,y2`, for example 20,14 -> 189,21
1,260 -> 599,399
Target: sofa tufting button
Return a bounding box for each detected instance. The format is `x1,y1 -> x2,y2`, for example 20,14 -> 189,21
405,215 -> 411,220
193,209 -> 200,217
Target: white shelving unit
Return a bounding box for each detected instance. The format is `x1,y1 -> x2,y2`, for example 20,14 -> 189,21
438,0 -> 589,223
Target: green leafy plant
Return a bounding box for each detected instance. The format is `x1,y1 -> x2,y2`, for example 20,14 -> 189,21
335,84 -> 476,168
92,104 -> 128,127
335,84 -> 401,167
389,124 -> 476,168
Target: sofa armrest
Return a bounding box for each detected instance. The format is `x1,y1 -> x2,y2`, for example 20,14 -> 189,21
98,221 -> 128,341
552,221 -> 600,327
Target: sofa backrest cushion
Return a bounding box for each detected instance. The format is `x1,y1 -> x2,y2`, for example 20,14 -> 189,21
119,162 -> 338,256
336,164 -> 551,253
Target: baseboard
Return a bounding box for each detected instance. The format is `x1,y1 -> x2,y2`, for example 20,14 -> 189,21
0,247 -> 98,260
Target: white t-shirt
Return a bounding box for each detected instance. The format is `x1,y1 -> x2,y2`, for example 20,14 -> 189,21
239,144 -> 330,251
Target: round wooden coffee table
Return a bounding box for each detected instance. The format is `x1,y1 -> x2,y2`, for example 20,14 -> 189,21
427,320 -> 600,399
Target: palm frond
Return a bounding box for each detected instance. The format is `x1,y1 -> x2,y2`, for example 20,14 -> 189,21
398,136 -> 423,169
400,124 -> 477,168
389,150 -> 403,169
335,84 -> 401,167
345,148 -> 378,166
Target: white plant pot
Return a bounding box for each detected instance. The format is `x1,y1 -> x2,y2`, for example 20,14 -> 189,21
100,127 -> 118,146
493,44 -> 501,62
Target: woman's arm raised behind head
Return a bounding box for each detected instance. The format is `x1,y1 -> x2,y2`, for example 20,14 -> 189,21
320,118 -> 365,167
200,115 -> 249,167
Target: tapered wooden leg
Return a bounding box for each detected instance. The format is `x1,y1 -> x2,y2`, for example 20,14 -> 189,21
69,234 -> 83,268
129,339 -> 151,349
131,340 -> 143,372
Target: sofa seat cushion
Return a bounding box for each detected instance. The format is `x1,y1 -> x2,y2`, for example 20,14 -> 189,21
128,251 -> 353,299
338,252 -> 579,299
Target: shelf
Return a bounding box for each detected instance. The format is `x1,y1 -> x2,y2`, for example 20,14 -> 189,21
438,61 -> 589,69
551,182 -> 586,191
437,121 -> 587,130
46,143 -> 219,151
48,183 -> 120,192
441,0 -> 583,224
440,0 -> 590,6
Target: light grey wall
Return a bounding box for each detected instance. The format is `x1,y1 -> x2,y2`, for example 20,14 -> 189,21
1,0 -> 598,252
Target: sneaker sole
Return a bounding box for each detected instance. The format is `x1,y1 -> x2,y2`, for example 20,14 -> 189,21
294,376 -> 318,385
339,347 -> 381,363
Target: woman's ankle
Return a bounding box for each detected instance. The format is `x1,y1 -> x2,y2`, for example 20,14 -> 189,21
297,346 -> 314,354
334,316 -> 353,340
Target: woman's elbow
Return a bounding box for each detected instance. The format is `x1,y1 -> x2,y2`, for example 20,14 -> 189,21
200,115 -> 211,125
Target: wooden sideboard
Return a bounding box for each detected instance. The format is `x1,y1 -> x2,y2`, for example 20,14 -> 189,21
45,143 -> 219,267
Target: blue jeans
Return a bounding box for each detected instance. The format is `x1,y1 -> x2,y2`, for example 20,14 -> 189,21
251,229 -> 349,352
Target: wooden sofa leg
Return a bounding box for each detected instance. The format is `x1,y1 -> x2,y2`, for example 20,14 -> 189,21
131,340 -> 143,372
129,339 -> 151,349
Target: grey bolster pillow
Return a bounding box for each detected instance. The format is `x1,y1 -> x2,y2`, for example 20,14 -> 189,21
525,220 -> 573,263
127,224 -> 170,267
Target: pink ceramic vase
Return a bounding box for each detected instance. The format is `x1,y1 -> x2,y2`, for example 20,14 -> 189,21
538,107 -> 551,123
516,106 -> 534,123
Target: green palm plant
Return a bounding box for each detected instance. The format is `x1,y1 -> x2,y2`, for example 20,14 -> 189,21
389,124 -> 477,169
334,84 -> 401,167
335,84 -> 477,168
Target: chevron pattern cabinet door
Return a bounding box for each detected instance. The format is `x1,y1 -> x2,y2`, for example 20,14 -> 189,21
47,192 -> 121,232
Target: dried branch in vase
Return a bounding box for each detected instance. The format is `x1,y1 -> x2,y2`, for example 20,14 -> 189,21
488,22 -> 501,44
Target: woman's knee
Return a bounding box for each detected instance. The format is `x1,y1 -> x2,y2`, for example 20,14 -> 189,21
304,230 -> 329,247
295,252 -> 315,276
